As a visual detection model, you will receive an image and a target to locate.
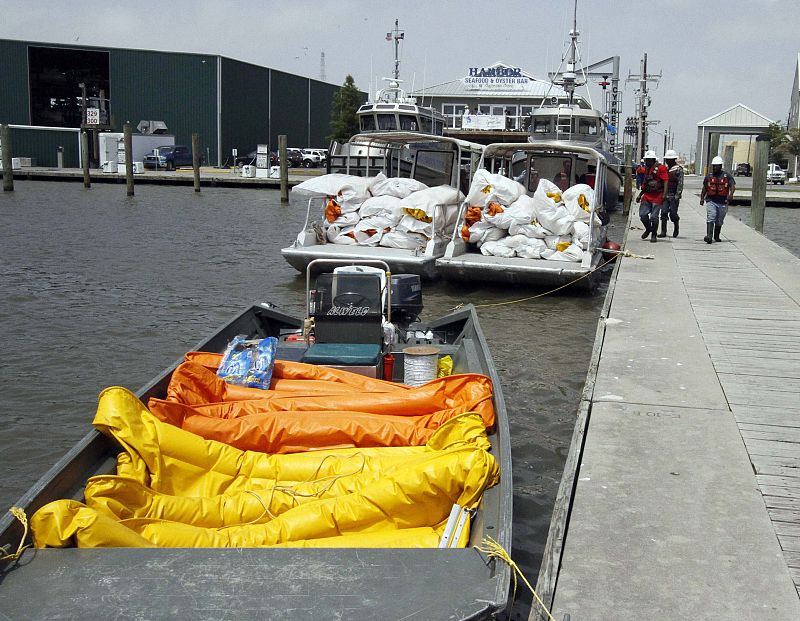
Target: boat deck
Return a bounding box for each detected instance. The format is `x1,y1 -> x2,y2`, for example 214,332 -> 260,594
535,190 -> 800,619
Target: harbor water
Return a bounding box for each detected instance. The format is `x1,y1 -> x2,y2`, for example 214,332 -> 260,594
4,179 -> 796,617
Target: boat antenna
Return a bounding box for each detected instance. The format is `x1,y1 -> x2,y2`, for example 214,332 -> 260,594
386,19 -> 405,81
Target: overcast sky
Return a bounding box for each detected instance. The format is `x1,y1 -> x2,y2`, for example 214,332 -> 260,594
2,0 -> 798,156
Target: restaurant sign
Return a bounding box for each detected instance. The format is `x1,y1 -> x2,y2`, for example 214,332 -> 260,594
462,67 -> 528,90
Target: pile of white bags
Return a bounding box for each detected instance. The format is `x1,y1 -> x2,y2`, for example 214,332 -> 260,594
293,173 -> 463,249
461,171 -> 601,262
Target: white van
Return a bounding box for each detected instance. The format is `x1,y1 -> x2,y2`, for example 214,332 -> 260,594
767,163 -> 786,185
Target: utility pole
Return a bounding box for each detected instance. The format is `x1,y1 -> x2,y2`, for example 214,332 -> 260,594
626,53 -> 661,159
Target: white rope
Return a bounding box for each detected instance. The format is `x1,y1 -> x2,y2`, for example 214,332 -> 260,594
404,351 -> 439,386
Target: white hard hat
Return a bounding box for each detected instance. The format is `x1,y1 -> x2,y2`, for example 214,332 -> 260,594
711,156 -> 724,165
664,149 -> 678,160
644,150 -> 657,159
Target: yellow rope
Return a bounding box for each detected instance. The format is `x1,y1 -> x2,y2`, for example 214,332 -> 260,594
475,536 -> 556,621
0,507 -> 31,562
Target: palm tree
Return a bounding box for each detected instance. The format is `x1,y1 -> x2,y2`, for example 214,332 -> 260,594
776,128 -> 800,180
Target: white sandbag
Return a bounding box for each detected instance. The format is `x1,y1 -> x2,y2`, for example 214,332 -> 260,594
465,169 -> 525,207
400,185 -> 464,220
353,216 -> 394,246
515,238 -> 547,259
544,235 -> 573,250
497,234 -> 531,248
331,211 -> 360,227
326,224 -> 357,245
359,195 -> 404,221
293,173 -> 380,200
508,220 -> 549,239
483,207 -> 516,230
379,230 -> 427,250
532,179 -> 575,236
370,176 -> 428,199
396,214 -> 433,238
479,241 -> 515,258
466,220 -> 506,246
542,243 -> 583,262
505,194 -> 537,225
572,221 -> 590,249
563,184 -> 603,226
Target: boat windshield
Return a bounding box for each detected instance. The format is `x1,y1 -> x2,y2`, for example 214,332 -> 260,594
360,115 -> 377,132
310,273 -> 383,317
399,115 -> 418,131
419,116 -> 433,133
377,114 -> 397,131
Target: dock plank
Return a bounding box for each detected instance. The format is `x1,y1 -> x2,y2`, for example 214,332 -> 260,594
547,196 -> 800,621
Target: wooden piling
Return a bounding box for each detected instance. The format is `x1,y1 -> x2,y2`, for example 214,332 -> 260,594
192,133 -> 201,193
623,144 -> 633,215
279,135 -> 288,203
751,134 -> 769,233
81,131 -> 91,188
124,122 -> 134,197
1,124 -> 13,192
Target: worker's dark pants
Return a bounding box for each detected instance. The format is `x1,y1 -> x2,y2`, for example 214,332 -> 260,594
661,196 -> 680,222
639,200 -> 661,226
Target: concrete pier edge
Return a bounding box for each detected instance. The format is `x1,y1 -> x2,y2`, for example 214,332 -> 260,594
532,189 -> 800,621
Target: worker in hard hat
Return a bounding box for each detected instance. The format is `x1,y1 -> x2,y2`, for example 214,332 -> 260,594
659,150 -> 683,238
635,150 -> 669,243
699,156 -> 736,244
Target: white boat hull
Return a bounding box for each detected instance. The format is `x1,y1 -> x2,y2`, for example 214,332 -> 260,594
282,242 -> 442,280
436,247 -> 602,291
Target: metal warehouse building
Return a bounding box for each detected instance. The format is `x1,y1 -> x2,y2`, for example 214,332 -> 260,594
0,38 -> 350,167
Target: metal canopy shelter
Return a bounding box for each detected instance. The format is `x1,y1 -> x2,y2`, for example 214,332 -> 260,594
695,103 -> 773,175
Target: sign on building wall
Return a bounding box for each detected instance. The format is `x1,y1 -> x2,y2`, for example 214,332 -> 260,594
462,66 -> 528,91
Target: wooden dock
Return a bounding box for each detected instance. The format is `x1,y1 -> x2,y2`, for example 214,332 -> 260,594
7,166 -> 321,188
533,188 -> 800,620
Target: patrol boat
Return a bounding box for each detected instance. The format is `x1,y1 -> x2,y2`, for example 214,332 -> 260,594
436,141 -> 611,291
353,19 -> 445,137
0,260 -> 513,620
282,132 -> 484,280
526,0 -> 622,211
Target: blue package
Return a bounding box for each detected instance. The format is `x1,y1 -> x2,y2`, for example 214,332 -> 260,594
216,335 -> 278,389
245,336 -> 278,389
217,335 -> 252,385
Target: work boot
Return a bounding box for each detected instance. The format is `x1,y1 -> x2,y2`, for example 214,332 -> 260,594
672,218 -> 680,238
713,225 -> 722,242
704,223 -> 714,244
658,220 -> 667,238
650,221 -> 658,243
640,219 -> 651,239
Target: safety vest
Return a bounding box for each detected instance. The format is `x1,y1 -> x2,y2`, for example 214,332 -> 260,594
643,165 -> 664,194
706,173 -> 730,198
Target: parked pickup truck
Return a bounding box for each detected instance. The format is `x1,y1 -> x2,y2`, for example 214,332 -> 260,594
767,163 -> 786,185
143,145 -> 202,171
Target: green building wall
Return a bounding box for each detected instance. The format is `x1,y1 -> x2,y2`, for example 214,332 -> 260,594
109,49 -> 218,163
0,39 -> 360,168
220,58 -> 270,163
0,40 -> 30,124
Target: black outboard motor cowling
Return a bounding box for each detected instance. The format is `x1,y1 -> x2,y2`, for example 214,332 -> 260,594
390,274 -> 423,325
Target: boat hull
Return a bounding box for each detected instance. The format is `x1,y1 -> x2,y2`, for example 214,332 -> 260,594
436,248 -> 602,291
282,243 -> 442,281
0,304 -> 512,620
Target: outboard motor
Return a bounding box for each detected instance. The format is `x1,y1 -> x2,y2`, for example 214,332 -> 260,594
390,274 -> 423,326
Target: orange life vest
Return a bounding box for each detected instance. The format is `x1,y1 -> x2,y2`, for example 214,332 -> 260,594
643,165 -> 664,194
706,174 -> 730,198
